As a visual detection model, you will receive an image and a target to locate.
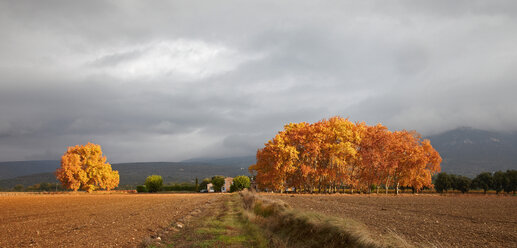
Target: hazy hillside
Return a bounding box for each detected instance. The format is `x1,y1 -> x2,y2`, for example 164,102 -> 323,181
0,160 -> 59,180
427,127 -> 517,177
0,161 -> 252,188
0,172 -> 61,188
182,155 -> 256,168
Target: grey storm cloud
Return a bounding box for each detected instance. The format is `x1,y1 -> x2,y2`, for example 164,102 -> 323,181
1,0 -> 516,162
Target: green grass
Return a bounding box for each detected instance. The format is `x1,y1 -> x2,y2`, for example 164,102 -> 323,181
155,194 -> 268,248
191,194 -> 267,247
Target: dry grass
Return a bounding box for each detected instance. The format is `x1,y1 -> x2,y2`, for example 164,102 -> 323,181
239,190 -> 409,248
264,193 -> 517,247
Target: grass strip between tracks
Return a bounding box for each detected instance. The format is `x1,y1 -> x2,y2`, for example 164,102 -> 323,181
143,194 -> 268,248
141,191 -> 413,248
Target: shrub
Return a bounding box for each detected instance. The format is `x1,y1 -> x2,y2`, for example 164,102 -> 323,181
240,189 -> 256,210
230,175 -> 251,192
454,176 -> 472,193
14,184 -> 24,192
39,182 -> 56,191
136,185 -> 147,193
434,172 -> 451,193
504,170 -> 517,194
493,171 -> 507,194
211,175 -> 225,192
145,175 -> 163,193
161,183 -> 196,192
449,174 -> 458,190
472,172 -> 493,194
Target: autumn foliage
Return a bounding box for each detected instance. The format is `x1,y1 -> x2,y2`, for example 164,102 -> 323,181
56,143 -> 120,192
249,117 -> 441,194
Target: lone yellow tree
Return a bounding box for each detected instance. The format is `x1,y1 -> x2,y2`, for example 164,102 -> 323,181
56,143 -> 119,192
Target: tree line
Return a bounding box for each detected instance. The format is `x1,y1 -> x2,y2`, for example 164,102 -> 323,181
435,170 -> 517,194
249,116 -> 442,194
135,175 -> 251,193
3,183 -> 64,192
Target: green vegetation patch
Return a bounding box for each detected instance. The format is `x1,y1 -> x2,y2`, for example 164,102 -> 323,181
189,195 -> 267,247
154,194 -> 268,248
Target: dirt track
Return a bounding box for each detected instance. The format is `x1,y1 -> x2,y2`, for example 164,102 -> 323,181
263,193 -> 517,247
0,193 -> 221,248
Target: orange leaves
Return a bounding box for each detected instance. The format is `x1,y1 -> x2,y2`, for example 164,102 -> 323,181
356,123 -> 391,190
249,116 -> 442,193
388,131 -> 442,193
250,117 -> 360,191
55,142 -> 120,192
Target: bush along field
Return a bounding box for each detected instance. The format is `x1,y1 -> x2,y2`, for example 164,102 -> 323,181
237,190 -> 414,248
434,170 -> 517,194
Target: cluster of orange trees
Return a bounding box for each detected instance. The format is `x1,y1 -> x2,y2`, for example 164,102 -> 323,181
249,116 -> 442,194
56,143 -> 119,192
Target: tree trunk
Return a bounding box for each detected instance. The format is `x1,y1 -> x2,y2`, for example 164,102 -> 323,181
385,178 -> 390,194
396,182 -> 399,195
377,187 -> 379,194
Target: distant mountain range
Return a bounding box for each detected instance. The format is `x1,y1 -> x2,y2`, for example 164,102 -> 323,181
182,155 -> 256,168
0,160 -> 62,180
425,127 -> 517,177
1,127 -> 516,188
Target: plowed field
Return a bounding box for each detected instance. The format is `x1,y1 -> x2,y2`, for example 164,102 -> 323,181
0,193 -> 221,248
263,194 -> 517,247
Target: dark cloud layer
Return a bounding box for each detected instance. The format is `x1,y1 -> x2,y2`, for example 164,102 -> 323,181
1,0 -> 516,162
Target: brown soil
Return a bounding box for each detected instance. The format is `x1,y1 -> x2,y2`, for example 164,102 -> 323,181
262,193 -> 517,247
0,193 -> 222,248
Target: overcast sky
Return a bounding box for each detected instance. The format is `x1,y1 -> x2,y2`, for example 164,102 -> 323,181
1,1 -> 516,162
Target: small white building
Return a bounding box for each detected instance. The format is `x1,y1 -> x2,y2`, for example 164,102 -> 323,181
221,177 -> 233,193
205,177 -> 233,193
206,183 -> 214,193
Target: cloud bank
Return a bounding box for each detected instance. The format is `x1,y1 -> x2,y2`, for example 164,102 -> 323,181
1,0 -> 516,162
